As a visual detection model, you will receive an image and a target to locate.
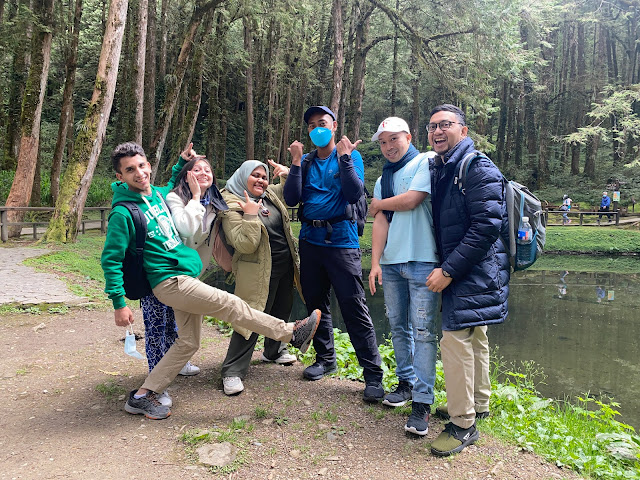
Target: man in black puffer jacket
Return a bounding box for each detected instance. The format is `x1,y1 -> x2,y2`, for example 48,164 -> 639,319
426,104 -> 510,456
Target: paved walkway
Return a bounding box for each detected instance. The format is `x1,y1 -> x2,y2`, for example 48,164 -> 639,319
0,247 -> 87,305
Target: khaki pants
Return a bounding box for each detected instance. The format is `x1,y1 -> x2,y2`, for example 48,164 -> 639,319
141,275 -> 294,393
440,326 -> 491,429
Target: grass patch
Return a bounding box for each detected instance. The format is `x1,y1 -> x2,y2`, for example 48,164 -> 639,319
544,226 -> 640,254
95,380 -> 127,400
531,254 -> 640,273
22,232 -> 108,302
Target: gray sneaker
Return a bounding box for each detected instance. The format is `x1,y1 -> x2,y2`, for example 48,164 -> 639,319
124,390 -> 171,420
290,309 -> 321,353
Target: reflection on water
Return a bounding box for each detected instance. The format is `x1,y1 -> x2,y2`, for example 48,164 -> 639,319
203,266 -> 640,429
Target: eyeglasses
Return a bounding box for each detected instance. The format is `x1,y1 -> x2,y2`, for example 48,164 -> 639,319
426,120 -> 464,133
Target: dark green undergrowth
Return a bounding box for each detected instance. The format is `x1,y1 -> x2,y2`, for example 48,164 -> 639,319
299,332 -> 639,480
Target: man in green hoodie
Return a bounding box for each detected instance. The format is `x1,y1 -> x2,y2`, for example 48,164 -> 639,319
101,142 -> 320,420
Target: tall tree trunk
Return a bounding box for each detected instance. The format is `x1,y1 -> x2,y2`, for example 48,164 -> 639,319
4,0 -> 32,171
390,0 -> 399,115
51,0 -> 82,205
329,0 -> 344,116
265,19 -> 280,160
133,0 -> 148,143
409,47 -> 421,149
143,0 -> 156,152
495,80 -> 508,167
148,0 -> 221,181
244,15 -> 255,159
347,7 -> 372,140
5,0 -> 54,237
43,0 -> 128,243
159,0 -> 168,79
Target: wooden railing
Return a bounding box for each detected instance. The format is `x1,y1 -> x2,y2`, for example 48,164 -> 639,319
544,209 -> 619,226
0,206 -> 111,242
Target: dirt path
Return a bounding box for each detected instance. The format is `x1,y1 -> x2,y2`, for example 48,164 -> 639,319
0,246 -> 583,479
0,307 -> 585,480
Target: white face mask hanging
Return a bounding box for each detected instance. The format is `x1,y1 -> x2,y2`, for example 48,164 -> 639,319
124,324 -> 145,360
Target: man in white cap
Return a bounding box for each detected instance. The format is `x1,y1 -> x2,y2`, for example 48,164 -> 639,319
367,117 -> 439,436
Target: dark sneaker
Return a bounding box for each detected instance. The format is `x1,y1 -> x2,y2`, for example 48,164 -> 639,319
382,380 -> 413,407
404,401 -> 430,436
431,422 -> 479,456
435,403 -> 490,421
363,382 -> 384,403
290,309 -> 321,353
124,390 -> 171,420
303,361 -> 338,381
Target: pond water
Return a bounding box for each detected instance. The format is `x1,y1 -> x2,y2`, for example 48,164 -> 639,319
203,266 -> 640,429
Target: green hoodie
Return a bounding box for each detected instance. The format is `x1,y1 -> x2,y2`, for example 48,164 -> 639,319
101,157 -> 202,309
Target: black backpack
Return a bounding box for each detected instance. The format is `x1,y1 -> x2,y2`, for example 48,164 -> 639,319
111,201 -> 152,300
299,149 -> 368,242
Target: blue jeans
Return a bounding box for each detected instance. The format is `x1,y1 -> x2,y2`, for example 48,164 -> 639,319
381,262 -> 439,405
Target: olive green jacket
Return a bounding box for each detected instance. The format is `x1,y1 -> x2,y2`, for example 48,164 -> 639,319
220,177 -> 302,338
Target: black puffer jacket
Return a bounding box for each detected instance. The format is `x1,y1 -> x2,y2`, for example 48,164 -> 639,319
430,137 -> 510,331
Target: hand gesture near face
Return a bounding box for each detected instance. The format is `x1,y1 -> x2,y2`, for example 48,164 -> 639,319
186,170 -> 202,200
268,159 -> 289,180
288,141 -> 304,166
336,136 -> 362,157
236,190 -> 262,216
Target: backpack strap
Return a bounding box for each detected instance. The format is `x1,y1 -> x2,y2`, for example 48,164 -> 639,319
113,201 -> 147,256
299,149 -> 356,243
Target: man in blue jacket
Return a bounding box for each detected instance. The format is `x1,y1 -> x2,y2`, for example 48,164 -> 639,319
598,191 -> 612,224
284,105 -> 384,403
425,104 -> 510,456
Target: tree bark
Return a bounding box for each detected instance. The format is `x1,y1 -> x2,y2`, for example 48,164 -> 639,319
51,0 -> 83,205
244,14 -> 255,160
143,0 -> 156,152
329,0 -> 344,117
42,0 -> 128,243
5,0 -> 54,237
159,0 -> 168,80
148,0 -> 221,181
133,0 -> 148,143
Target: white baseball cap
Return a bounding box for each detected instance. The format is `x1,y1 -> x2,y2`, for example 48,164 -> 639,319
371,117 -> 410,141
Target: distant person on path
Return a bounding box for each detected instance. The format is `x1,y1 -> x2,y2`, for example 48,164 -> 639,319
101,141 -> 321,420
217,160 -> 302,396
425,104 -> 510,456
283,105 -> 384,403
561,194 -> 572,225
598,191 -> 612,224
367,117 -> 439,436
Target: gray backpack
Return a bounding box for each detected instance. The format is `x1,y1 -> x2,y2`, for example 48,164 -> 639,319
455,151 -> 546,271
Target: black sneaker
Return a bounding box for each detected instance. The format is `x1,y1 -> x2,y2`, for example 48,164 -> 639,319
303,361 -> 338,381
382,380 -> 413,407
363,382 -> 384,403
290,309 -> 321,353
431,422 -> 479,456
124,390 -> 171,420
404,401 -> 430,436
435,403 -> 490,421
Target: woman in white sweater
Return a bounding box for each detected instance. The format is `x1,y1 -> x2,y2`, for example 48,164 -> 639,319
165,157 -> 228,273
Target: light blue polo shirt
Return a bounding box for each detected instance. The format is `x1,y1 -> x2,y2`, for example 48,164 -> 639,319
373,152 -> 439,265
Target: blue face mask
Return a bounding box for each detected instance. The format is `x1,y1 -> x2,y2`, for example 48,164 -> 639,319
309,127 -> 333,148
124,326 -> 145,360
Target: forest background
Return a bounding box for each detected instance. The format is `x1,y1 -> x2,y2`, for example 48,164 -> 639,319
1,0 -> 640,241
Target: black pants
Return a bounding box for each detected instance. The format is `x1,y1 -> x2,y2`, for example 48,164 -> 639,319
220,256 -> 294,379
598,206 -> 612,221
299,240 -> 383,383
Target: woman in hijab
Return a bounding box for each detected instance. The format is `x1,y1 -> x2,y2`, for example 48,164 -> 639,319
218,159 -> 302,396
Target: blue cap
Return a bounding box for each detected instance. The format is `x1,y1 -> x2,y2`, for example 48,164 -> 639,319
303,106 -> 336,124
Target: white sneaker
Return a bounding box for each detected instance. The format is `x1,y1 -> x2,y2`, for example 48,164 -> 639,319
179,361 -> 200,376
260,352 -> 297,365
156,390 -> 172,407
223,376 -> 244,395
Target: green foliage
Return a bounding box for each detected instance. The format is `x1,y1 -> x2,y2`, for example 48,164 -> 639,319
95,380 -> 126,400
544,227 -> 640,253
485,355 -> 640,479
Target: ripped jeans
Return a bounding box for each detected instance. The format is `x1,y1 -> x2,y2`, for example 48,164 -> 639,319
381,262 -> 439,405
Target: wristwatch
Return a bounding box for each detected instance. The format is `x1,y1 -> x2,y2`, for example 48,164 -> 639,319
441,269 -> 452,278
